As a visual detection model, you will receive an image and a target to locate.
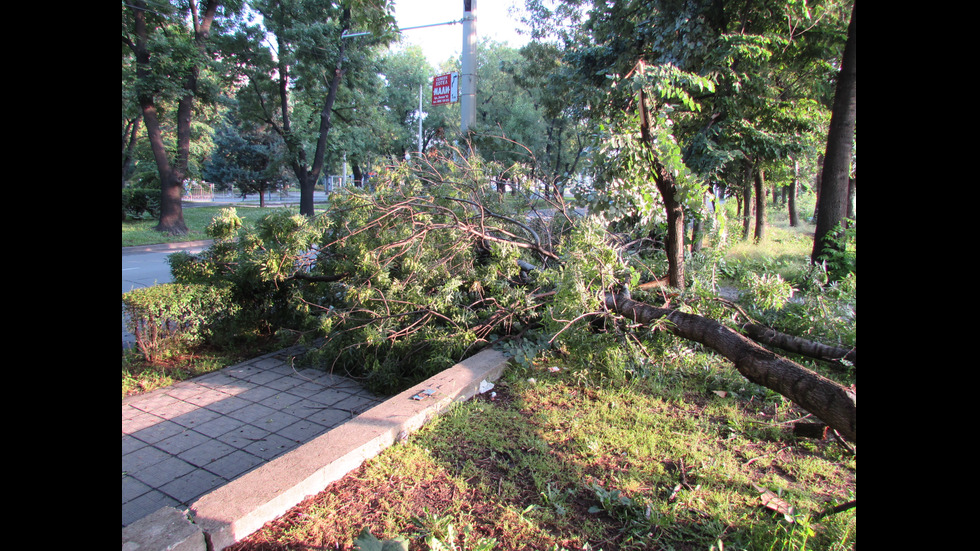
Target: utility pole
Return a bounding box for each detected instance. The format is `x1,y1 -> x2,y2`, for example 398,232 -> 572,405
343,8 -> 476,139
460,0 -> 477,134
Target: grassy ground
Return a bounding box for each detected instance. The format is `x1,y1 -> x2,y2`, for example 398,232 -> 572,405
123,197 -> 855,549
121,203 -> 327,247
226,350 -> 855,551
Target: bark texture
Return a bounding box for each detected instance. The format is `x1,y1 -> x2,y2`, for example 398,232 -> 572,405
811,3 -> 856,263
740,323 -> 855,365
605,293 -> 856,442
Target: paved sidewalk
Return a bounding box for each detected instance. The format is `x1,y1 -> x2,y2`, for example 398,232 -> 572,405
121,347 -> 386,528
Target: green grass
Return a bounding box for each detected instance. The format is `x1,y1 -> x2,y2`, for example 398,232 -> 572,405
230,353 -> 855,550
121,203 -> 327,247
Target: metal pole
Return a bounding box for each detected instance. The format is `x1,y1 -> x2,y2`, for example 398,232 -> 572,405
460,0 -> 477,134
418,84 -> 423,153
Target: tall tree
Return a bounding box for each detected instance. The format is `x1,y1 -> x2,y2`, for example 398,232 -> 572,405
376,44 -> 440,158
237,0 -> 395,216
123,0 -> 233,235
514,41 -> 592,200
811,2 -> 856,267
524,0 -> 849,261
204,110 -> 284,206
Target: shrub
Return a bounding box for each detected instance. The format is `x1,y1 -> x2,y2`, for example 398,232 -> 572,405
122,283 -> 239,363
122,187 -> 161,221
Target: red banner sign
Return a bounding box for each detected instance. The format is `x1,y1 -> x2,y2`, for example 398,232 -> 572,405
432,72 -> 459,106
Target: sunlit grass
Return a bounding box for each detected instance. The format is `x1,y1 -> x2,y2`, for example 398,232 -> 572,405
121,204 -> 327,247
237,352 -> 855,550
720,201 -> 819,282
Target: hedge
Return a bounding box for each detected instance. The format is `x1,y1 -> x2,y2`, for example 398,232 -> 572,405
122,283 -> 239,363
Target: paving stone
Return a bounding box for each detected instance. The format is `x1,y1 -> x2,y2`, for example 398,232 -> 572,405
122,475 -> 154,502
192,414 -> 248,438
251,410 -> 304,433
122,490 -> 181,527
305,388 -> 350,406
234,385 -> 281,403
259,391 -> 304,409
242,433 -> 300,460
122,445 -> 172,474
275,419 -> 327,443
178,439 -> 237,468
122,434 -> 149,455
304,407 -> 354,429
155,430 -> 211,455
128,419 -> 188,444
202,450 -> 265,480
130,456 -> 198,488
216,424 -> 272,449
159,469 -> 227,504
264,374 -> 304,391
226,403 -> 278,424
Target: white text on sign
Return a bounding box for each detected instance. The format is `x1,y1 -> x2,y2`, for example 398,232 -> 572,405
432,72 -> 459,106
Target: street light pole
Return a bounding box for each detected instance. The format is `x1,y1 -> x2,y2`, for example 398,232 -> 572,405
460,0 -> 477,135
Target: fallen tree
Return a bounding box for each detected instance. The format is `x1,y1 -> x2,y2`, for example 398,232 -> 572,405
604,292 -> 856,442
171,149 -> 855,443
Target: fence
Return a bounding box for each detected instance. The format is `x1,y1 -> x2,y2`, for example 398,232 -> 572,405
183,176 -> 371,203
184,182 -> 214,201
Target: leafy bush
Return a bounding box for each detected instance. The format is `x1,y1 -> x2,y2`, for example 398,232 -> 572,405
820,221 -> 856,280
164,152 -> 587,394
122,283 -> 238,363
743,272 -> 796,312
122,187 -> 161,220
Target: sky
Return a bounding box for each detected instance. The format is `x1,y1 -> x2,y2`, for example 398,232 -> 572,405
391,0 -> 532,67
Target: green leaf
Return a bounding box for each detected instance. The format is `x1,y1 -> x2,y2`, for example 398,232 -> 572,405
353,527 -> 409,551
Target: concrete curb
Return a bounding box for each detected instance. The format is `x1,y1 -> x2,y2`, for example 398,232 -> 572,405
122,347 -> 511,551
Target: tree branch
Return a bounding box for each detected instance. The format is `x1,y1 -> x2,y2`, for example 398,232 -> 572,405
604,292 -> 856,442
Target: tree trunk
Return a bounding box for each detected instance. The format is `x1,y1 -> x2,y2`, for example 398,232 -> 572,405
812,3 -> 856,265
741,164 -> 752,241
140,100 -> 183,231
130,0 -> 188,235
638,88 -> 685,290
351,160 -> 363,188
811,153 -> 823,222
272,7 -> 349,217
127,0 -> 220,235
691,216 -> 704,253
788,159 -> 800,227
122,116 -> 140,188
165,0 -> 219,234
605,294 -> 856,442
740,323 -> 855,365
754,167 -> 766,242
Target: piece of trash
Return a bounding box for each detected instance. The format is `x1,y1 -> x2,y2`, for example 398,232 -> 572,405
490,391 -> 497,400
527,378 -> 537,384
752,483 -> 796,520
411,389 -> 436,401
712,390 -> 728,398
548,366 -> 561,373
478,380 -> 495,393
